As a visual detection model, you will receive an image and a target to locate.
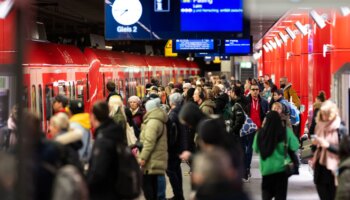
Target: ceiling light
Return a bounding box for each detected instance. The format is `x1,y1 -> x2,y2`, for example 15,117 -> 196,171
269,40 -> 277,49
274,36 -> 282,47
263,45 -> 269,52
340,7 -> 350,16
310,10 -> 326,29
294,21 -> 308,36
279,32 -> 288,43
266,43 -> 273,51
285,27 -> 296,40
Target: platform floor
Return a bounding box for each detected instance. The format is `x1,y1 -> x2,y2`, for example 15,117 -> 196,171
178,154 -> 319,200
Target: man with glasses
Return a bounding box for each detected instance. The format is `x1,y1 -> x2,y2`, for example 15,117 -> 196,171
242,84 -> 269,181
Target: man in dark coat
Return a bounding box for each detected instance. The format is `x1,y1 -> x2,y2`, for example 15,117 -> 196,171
87,101 -> 126,200
229,87 -> 246,137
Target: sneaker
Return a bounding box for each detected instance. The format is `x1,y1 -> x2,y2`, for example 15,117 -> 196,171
242,177 -> 250,183
247,168 -> 252,178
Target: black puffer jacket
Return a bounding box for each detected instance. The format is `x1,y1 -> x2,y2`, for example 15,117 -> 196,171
230,98 -> 246,137
168,105 -> 187,155
87,118 -> 125,200
214,93 -> 229,115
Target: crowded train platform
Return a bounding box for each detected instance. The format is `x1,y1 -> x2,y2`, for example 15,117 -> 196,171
1,0 -> 350,200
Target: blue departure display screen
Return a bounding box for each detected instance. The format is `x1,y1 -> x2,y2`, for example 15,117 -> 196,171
224,39 -> 251,55
174,39 -> 215,52
105,0 -> 247,40
180,0 -> 243,32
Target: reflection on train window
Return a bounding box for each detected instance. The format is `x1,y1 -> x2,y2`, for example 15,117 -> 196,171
125,78 -> 129,99
68,82 -> 71,99
31,85 -> 37,112
45,85 -> 53,120
24,86 -> 29,107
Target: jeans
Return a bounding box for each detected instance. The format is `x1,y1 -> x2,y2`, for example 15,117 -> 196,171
240,133 -> 255,170
157,175 -> 166,200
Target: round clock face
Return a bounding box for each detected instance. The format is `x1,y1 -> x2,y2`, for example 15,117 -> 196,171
112,0 -> 143,26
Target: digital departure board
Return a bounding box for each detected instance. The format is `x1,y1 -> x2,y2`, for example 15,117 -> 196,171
180,0 -> 243,32
105,0 -> 248,40
224,39 -> 251,55
173,39 -> 215,52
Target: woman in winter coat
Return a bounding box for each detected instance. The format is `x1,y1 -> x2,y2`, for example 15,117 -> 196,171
128,96 -> 144,138
138,98 -> 168,200
253,111 -> 299,200
311,100 -> 342,200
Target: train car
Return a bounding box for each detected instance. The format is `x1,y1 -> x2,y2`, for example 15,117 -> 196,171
24,41 -> 90,130
257,8 -> 350,134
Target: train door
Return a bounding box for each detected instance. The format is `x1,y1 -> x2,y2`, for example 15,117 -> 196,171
332,63 -> 350,129
29,68 -> 44,127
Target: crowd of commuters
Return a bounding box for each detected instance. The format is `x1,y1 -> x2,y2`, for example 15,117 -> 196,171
0,74 -> 348,200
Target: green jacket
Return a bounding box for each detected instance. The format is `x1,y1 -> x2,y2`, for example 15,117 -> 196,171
253,127 -> 299,176
336,158 -> 350,200
199,99 -> 216,115
139,107 -> 168,175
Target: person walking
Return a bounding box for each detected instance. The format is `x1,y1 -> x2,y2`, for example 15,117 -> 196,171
253,111 -> 299,200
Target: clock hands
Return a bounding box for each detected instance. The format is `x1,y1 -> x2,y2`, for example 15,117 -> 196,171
120,9 -> 128,16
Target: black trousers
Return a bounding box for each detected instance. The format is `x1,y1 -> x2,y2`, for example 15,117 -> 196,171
262,171 -> 289,200
143,174 -> 159,200
166,156 -> 185,200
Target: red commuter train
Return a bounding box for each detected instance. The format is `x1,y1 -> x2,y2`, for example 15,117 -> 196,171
22,41 -> 200,130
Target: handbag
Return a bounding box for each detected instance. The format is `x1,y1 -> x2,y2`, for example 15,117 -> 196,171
284,134 -> 300,177
235,103 -> 258,137
126,123 -> 137,146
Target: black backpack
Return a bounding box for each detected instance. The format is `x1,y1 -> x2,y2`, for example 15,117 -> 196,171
115,144 -> 142,199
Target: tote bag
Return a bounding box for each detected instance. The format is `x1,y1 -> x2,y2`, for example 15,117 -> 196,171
235,103 -> 258,137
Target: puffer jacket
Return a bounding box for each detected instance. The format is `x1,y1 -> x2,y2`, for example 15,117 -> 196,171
336,157 -> 350,200
199,99 -> 216,116
139,107 -> 168,175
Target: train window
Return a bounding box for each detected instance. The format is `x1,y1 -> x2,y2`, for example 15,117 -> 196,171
38,84 -> 43,122
68,82 -> 71,99
103,73 -> 106,97
86,74 -> 90,100
31,85 -> 37,112
72,82 -> 76,99
45,85 -> 53,121
76,80 -> 84,100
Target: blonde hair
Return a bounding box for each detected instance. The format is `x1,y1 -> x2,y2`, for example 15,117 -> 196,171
317,100 -> 339,122
50,113 -> 69,131
108,95 -> 126,120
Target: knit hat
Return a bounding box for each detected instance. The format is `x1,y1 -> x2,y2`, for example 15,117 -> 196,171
179,102 -> 206,128
198,118 -> 226,145
145,98 -> 161,112
128,95 -> 141,105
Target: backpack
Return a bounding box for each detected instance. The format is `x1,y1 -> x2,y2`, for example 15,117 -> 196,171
51,165 -> 89,200
115,144 -> 142,199
289,102 -> 300,125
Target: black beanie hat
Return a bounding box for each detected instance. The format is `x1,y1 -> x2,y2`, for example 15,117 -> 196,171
198,118 -> 226,145
178,102 -> 206,128
69,100 -> 84,114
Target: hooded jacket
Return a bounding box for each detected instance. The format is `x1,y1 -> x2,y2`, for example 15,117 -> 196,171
336,157 -> 350,200
199,99 -> 216,116
231,98 -> 246,136
70,113 -> 92,162
139,107 -> 168,175
283,83 -> 301,109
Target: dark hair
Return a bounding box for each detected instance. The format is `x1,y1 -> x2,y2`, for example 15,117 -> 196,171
231,86 -> 242,97
258,111 -> 286,160
106,81 -> 116,92
340,135 -> 350,161
317,91 -> 326,102
53,95 -> 68,107
274,89 -> 284,96
249,83 -> 259,89
92,101 -> 110,122
69,100 -> 84,114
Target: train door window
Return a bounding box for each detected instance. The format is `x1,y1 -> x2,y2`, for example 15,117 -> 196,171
38,85 -> 43,126
86,74 -> 89,100
103,73 -> 106,97
45,84 -> 53,121
76,80 -> 84,100
31,85 -> 37,113
68,82 -> 71,99
72,82 -> 76,99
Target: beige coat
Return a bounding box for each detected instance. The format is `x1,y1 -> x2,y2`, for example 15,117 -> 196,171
139,107 -> 168,175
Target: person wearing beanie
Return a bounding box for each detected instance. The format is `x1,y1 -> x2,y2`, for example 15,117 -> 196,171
128,95 -> 144,138
68,100 -> 92,162
139,97 -> 168,200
